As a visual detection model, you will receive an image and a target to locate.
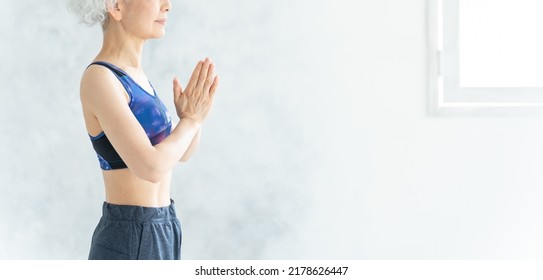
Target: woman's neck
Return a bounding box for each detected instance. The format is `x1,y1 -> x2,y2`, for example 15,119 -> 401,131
96,25 -> 145,70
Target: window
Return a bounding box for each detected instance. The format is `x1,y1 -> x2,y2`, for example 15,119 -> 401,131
428,0 -> 543,115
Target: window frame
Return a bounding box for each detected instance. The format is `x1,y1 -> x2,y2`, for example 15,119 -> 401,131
427,0 -> 543,116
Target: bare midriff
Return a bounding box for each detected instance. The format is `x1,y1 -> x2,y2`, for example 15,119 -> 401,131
101,169 -> 172,207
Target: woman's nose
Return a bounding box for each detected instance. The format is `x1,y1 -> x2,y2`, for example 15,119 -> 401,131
164,0 -> 172,12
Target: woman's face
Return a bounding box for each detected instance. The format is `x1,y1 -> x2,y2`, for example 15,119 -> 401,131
119,0 -> 172,39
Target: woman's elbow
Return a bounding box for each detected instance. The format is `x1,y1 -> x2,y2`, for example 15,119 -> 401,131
130,162 -> 167,184
142,172 -> 163,184
132,169 -> 162,184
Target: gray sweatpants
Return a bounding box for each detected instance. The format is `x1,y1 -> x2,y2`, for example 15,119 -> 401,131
88,199 -> 182,260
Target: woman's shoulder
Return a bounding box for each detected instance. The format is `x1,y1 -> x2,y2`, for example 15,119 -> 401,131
80,63 -> 128,105
82,62 -> 117,84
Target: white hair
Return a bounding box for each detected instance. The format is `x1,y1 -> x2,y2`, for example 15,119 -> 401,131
67,0 -> 125,28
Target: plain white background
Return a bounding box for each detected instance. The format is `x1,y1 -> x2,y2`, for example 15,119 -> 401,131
1,0 -> 543,259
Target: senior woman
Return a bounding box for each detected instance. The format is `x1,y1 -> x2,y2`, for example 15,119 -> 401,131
68,0 -> 219,260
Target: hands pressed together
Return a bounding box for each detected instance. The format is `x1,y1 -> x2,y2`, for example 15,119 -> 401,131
173,57 -> 219,125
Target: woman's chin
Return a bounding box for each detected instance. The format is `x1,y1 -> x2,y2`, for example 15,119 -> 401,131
149,31 -> 166,39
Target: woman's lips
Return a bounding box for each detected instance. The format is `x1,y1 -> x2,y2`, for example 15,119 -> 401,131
155,19 -> 167,25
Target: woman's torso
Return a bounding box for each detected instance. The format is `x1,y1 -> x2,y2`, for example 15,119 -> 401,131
81,61 -> 172,207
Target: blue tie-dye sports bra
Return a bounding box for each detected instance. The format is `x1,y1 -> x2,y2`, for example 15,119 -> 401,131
88,61 -> 172,170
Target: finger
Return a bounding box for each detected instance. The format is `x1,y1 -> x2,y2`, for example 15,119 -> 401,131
204,63 -> 215,92
173,77 -> 182,101
186,60 -> 204,94
209,75 -> 219,98
197,57 -> 211,89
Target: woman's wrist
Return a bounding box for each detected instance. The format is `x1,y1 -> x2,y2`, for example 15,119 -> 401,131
179,117 -> 202,128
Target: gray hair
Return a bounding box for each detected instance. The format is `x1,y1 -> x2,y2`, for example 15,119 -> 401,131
67,0 -> 126,29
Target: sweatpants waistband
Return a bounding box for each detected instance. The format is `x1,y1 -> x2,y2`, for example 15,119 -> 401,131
101,199 -> 178,222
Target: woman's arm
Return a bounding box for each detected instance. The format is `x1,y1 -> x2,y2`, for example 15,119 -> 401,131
82,58 -> 217,182
171,122 -> 202,162
81,65 -> 201,183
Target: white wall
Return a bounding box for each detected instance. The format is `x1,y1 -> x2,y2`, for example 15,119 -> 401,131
1,0 -> 543,259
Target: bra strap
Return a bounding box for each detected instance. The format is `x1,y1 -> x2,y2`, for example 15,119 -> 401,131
87,61 -> 127,78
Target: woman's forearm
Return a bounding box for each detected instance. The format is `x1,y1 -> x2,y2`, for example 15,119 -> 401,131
141,118 -> 201,182
170,121 -> 202,162
180,127 -> 201,162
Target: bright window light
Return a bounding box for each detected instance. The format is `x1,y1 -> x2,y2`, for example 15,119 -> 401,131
459,0 -> 543,87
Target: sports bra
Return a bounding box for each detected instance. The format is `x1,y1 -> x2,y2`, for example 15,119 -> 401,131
87,61 -> 172,170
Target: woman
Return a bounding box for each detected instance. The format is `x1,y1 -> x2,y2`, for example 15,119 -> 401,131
68,0 -> 219,260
